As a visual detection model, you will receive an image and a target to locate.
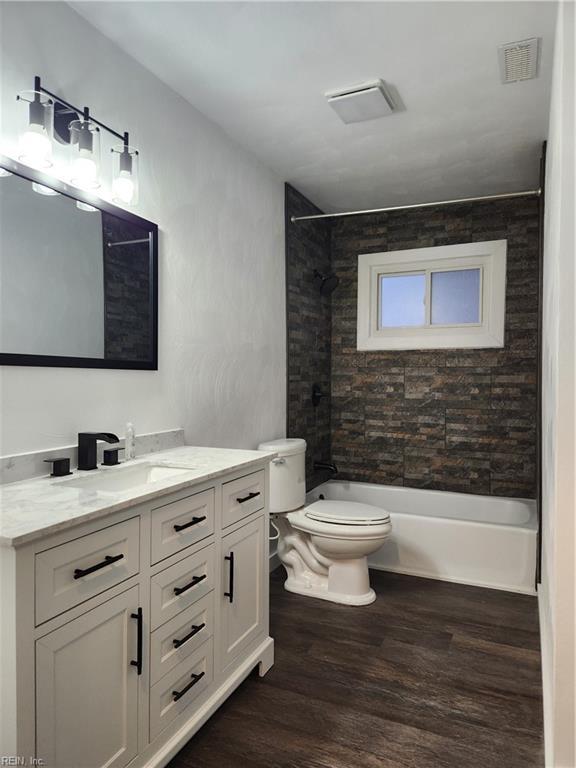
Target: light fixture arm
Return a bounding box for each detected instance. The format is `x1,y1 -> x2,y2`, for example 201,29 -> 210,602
34,75 -> 129,147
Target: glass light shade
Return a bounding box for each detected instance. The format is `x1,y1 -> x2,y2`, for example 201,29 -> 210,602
69,118 -> 101,189
17,90 -> 53,169
76,201 -> 98,212
32,182 -> 59,196
111,144 -> 139,206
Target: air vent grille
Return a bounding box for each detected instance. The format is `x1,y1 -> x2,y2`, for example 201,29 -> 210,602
498,38 -> 540,83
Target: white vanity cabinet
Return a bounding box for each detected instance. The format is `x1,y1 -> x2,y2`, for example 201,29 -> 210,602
1,457 -> 274,768
36,586 -> 140,768
221,516 -> 266,668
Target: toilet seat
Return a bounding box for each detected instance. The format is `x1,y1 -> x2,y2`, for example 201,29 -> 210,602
304,500 -> 390,526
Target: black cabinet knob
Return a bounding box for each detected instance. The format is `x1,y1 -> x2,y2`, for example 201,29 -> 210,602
44,458 -> 72,477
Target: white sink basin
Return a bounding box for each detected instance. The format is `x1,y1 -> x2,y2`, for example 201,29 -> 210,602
59,463 -> 196,493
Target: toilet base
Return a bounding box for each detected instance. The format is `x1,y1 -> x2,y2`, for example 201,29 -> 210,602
284,577 -> 376,606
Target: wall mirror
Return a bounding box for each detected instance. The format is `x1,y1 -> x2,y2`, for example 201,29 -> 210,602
0,155 -> 158,369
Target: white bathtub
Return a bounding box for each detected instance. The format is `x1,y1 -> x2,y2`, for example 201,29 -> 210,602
306,481 -> 538,595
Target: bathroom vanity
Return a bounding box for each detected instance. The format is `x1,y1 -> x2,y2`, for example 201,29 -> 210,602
0,446 -> 275,768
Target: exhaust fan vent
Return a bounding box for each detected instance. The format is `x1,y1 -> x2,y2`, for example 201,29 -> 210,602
498,38 -> 540,83
326,79 -> 394,124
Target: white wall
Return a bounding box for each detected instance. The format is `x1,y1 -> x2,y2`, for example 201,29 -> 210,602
540,2 -> 575,766
0,2 -> 286,455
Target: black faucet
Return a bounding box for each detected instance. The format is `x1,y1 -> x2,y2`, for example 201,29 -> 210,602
314,461 -> 338,475
77,432 -> 120,471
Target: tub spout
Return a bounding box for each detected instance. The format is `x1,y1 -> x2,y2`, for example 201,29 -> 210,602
314,461 -> 338,475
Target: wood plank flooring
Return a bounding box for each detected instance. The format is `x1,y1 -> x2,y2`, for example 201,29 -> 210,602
169,570 -> 543,768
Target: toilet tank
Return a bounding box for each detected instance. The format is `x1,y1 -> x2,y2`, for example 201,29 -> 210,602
257,438 -> 306,513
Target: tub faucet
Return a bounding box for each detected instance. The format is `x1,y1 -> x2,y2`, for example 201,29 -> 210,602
314,461 -> 338,475
78,432 -> 120,471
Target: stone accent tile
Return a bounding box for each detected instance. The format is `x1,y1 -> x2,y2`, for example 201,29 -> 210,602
332,447 -> 404,485
365,404 -> 445,448
490,453 -> 536,499
405,367 -> 492,406
332,416 -> 365,446
404,448 -> 491,495
491,478 -> 537,498
285,184 -> 332,490
446,409 -> 536,453
491,372 -> 538,410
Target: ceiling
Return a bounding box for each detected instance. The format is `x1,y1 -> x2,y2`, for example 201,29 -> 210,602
72,1 -> 557,212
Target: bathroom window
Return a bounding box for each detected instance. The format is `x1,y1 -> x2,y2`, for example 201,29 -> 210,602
357,240 -> 507,350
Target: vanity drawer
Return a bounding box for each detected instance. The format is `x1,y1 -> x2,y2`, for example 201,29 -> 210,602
151,488 -> 215,565
150,593 -> 214,685
35,517 -> 140,625
222,470 -> 265,528
150,637 -> 213,741
151,544 -> 214,630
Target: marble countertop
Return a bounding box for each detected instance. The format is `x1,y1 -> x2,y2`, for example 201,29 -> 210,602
0,445 -> 275,547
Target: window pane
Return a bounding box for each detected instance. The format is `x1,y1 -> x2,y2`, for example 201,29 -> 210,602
430,268 -> 480,325
379,273 -> 426,328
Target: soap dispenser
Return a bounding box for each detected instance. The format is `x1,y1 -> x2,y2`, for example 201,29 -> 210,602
125,422 -> 136,460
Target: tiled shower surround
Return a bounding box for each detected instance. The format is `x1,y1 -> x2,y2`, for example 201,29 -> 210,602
285,185 -> 332,486
286,184 -> 540,497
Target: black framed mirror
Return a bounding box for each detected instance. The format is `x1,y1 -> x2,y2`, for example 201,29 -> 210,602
0,155 -> 158,369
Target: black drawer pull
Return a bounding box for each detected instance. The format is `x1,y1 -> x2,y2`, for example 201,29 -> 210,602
73,553 -> 124,580
130,607 -> 143,675
224,551 -> 234,603
173,515 -> 206,532
172,671 -> 205,702
236,491 -> 260,504
173,622 -> 206,649
173,573 -> 207,596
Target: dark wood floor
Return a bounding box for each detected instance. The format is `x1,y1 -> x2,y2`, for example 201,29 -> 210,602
169,569 -> 543,768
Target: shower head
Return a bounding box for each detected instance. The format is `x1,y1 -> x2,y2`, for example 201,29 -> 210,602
313,269 -> 339,296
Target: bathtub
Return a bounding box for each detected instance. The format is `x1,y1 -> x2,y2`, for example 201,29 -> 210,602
306,481 -> 538,595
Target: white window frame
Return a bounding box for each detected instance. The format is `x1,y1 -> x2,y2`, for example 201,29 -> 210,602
357,240 -> 507,350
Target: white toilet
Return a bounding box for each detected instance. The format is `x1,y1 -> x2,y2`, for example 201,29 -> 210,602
258,438 -> 392,606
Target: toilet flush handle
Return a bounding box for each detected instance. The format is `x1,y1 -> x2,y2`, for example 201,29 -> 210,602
272,457 -> 285,465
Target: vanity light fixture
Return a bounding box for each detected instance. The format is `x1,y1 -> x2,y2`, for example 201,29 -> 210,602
111,139 -> 139,205
16,76 -> 139,206
76,201 -> 98,212
16,87 -> 54,168
69,108 -> 101,189
32,182 -> 59,196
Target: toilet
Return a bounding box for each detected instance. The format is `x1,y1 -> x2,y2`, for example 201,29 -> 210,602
258,438 -> 392,606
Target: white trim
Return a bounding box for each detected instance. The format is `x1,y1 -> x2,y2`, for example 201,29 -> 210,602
357,240 -> 507,350
538,586 -> 554,768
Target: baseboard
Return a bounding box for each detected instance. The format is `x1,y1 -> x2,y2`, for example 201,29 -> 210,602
368,562 -> 537,596
538,586 -> 554,767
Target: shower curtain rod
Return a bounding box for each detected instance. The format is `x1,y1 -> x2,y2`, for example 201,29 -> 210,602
290,189 -> 541,223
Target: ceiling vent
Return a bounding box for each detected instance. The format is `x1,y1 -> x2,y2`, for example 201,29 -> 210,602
498,38 -> 540,83
326,79 -> 394,124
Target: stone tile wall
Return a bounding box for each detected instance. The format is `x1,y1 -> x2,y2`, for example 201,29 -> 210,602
102,213 -> 152,361
285,184 -> 332,488
330,198 -> 539,497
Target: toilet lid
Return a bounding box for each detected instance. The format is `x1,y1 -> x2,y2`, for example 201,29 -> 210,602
305,500 -> 390,526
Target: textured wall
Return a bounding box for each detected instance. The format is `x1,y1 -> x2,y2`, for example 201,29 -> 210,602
285,185 -> 332,488
0,2 -> 285,455
330,198 -> 540,498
